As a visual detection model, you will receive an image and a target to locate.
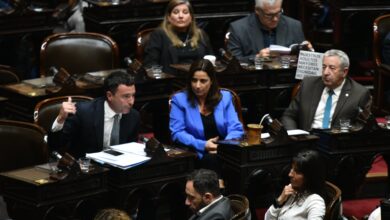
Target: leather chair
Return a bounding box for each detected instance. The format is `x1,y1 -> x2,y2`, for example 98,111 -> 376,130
373,14 -> 390,67
0,65 -> 20,118
0,120 -> 48,172
135,28 -> 155,63
40,32 -> 119,77
324,181 -> 342,220
34,95 -> 93,132
227,194 -> 251,220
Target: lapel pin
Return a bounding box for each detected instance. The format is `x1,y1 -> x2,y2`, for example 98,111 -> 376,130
345,93 -> 349,97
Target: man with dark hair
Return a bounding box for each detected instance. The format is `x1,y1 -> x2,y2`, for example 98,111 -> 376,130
49,70 -> 140,158
185,169 -> 232,220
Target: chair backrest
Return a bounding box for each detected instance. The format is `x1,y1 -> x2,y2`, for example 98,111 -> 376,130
324,181 -> 342,220
221,88 -> 244,126
40,32 -> 119,77
227,194 -> 251,220
0,120 -> 48,172
34,95 -> 93,132
373,14 -> 390,67
136,28 -> 155,63
0,64 -> 20,84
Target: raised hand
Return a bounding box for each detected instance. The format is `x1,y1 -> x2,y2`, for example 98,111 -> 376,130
57,96 -> 76,124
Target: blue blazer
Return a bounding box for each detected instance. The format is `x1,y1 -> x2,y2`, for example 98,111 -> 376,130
170,90 -> 244,158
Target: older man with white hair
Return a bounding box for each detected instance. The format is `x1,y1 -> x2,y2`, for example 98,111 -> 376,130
227,0 -> 312,61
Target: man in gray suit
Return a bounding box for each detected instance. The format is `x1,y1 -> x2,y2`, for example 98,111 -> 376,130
227,0 -> 312,61
281,49 -> 371,131
185,169 -> 232,220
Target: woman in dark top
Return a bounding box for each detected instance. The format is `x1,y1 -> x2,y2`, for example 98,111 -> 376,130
143,0 -> 213,74
170,59 -> 244,176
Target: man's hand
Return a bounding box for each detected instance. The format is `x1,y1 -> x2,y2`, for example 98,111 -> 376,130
257,48 -> 271,57
57,96 -> 76,124
301,40 -> 314,51
277,184 -> 296,205
205,136 -> 219,153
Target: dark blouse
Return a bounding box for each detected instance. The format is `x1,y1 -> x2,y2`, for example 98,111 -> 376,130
201,112 -> 222,140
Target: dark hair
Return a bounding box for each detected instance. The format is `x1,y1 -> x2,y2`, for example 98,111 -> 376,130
187,169 -> 220,197
186,59 -> 221,112
292,150 -> 326,197
103,70 -> 135,95
94,208 -> 131,220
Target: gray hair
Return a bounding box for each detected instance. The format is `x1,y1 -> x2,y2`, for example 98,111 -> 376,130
323,49 -> 350,69
255,0 -> 283,8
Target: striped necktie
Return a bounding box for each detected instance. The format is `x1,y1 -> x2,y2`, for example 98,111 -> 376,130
322,90 -> 334,129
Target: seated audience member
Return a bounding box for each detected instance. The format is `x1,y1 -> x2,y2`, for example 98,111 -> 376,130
48,70 -> 140,158
281,49 -> 371,131
383,32 -> 390,65
265,150 -> 326,220
143,0 -> 213,75
94,208 -> 132,220
185,169 -> 233,220
227,0 -> 312,61
170,59 -> 244,176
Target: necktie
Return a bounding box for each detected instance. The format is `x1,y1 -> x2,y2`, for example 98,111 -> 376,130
110,114 -> 120,146
322,90 -> 334,129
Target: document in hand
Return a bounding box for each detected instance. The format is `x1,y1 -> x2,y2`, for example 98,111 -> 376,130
86,142 -> 151,170
269,44 -> 293,54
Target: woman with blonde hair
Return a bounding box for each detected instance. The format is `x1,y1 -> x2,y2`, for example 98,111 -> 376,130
94,208 -> 132,220
143,0 -> 213,74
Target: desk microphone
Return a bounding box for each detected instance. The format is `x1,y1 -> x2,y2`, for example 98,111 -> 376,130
124,57 -> 133,67
219,48 -> 226,57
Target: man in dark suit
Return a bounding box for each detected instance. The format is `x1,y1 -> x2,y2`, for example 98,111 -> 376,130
281,49 -> 371,131
227,0 -> 312,62
49,70 -> 140,158
185,169 -> 232,220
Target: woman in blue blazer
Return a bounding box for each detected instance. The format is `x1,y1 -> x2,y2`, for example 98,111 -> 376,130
170,59 -> 244,175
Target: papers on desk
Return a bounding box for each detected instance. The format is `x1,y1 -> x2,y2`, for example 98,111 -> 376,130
261,129 -> 309,139
86,142 -> 151,170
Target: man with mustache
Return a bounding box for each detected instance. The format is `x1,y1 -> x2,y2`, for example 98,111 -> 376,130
281,49 -> 371,131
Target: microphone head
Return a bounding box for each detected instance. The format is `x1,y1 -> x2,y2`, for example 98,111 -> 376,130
219,48 -> 226,56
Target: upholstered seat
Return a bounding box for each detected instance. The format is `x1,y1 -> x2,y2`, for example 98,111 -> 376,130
34,95 -> 93,132
228,194 -> 251,220
135,28 -> 155,63
324,181 -> 342,220
373,14 -> 390,67
0,120 -> 48,172
40,32 -> 119,77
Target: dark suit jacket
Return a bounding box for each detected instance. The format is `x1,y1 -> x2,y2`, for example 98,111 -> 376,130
189,197 -> 233,220
143,28 -> 213,75
227,13 -> 305,62
48,97 -> 140,158
383,32 -> 390,65
281,76 -> 371,131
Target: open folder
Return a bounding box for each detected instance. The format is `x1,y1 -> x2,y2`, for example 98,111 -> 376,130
86,142 -> 151,170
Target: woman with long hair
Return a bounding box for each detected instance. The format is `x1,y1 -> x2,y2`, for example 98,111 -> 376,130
170,59 -> 243,176
143,0 -> 213,74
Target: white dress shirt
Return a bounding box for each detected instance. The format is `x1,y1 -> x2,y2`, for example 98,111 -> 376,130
311,79 -> 345,129
51,101 -> 121,150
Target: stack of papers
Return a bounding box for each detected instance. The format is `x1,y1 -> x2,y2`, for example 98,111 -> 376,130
86,142 -> 151,170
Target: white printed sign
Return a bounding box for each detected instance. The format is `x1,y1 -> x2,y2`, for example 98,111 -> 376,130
295,50 -> 324,80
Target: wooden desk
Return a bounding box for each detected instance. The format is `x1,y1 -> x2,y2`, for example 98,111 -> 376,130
0,147 -> 196,220
0,164 -> 109,220
217,134 -> 319,208
313,127 -> 390,199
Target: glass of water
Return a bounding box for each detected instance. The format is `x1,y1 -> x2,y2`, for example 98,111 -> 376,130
254,57 -> 263,70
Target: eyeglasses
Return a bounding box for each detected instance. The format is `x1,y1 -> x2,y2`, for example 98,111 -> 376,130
259,8 -> 284,20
